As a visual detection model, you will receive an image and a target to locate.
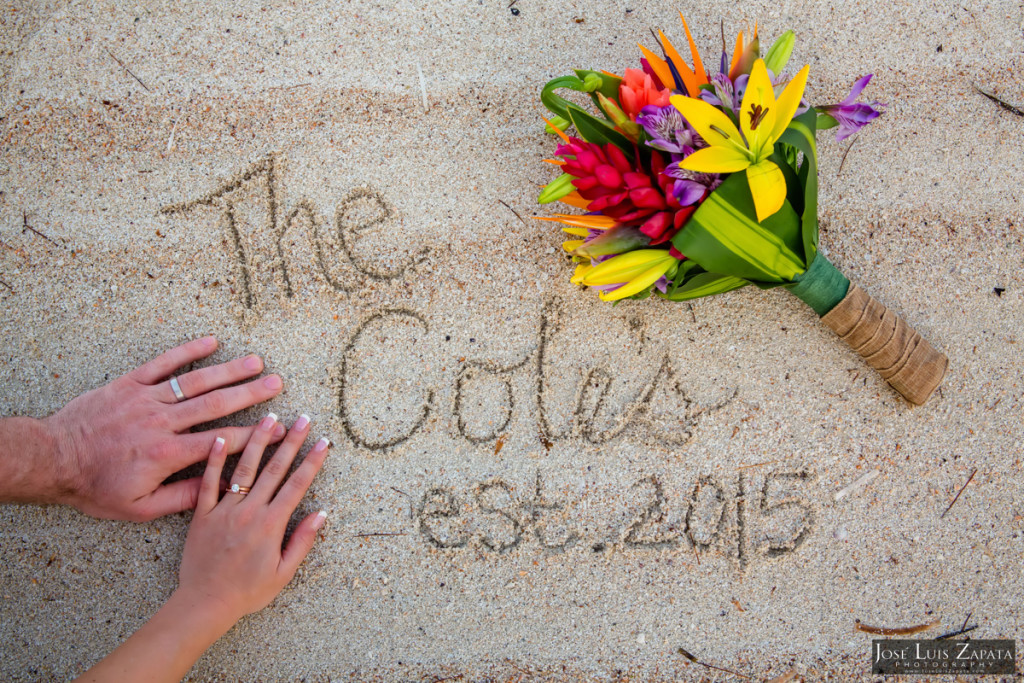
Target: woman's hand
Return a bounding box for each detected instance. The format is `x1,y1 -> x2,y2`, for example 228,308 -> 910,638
41,336 -> 286,521
176,412 -> 330,622
76,415 -> 330,683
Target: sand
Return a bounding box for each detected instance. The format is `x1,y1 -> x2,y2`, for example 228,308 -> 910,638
1,0 -> 1023,680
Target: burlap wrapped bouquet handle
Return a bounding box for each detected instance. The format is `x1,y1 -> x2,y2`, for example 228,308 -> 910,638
789,255 -> 948,406
819,283 -> 948,405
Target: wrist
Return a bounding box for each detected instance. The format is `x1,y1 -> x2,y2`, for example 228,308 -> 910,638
39,413 -> 86,507
0,416 -> 78,506
167,587 -> 244,639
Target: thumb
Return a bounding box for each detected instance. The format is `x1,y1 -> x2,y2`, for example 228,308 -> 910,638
280,510 -> 328,577
137,478 -> 204,521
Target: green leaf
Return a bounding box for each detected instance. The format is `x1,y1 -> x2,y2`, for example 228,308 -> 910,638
627,288 -> 654,301
538,173 -> 576,204
815,112 -> 839,130
769,150 -> 805,244
777,109 -> 820,265
659,272 -> 749,301
541,71 -> 622,125
671,171 -> 806,283
567,106 -> 632,152
541,75 -> 588,121
665,258 -> 702,295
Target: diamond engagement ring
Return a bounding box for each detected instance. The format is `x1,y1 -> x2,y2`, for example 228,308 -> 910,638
169,376 -> 186,402
228,484 -> 251,495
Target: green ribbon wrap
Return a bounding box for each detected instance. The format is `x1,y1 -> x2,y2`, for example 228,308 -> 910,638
786,254 -> 850,316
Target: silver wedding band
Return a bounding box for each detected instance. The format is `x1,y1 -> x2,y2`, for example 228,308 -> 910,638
169,376 -> 186,402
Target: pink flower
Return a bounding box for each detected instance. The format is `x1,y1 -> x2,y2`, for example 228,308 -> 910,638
618,68 -> 670,121
557,138 -> 697,245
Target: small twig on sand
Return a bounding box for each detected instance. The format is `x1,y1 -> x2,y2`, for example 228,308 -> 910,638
855,618 -> 940,636
677,647 -> 752,679
686,531 -> 700,566
167,119 -> 178,153
974,84 -> 1024,117
352,532 -> 407,538
837,137 -> 858,177
941,468 -> 978,518
417,62 -> 429,112
105,48 -> 151,92
0,279 -> 13,293
936,612 -> 977,639
22,211 -> 58,246
504,658 -> 543,676
834,469 -> 880,502
390,486 -> 414,519
937,624 -> 978,639
498,199 -> 526,225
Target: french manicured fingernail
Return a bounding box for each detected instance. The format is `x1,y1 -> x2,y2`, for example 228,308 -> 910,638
243,355 -> 262,372
295,414 -> 310,430
263,374 -> 283,390
312,510 -> 328,530
214,436 -> 225,449
262,412 -> 278,430
273,423 -> 286,437
315,437 -> 330,451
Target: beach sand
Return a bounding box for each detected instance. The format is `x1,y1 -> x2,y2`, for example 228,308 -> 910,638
2,0 -> 1023,680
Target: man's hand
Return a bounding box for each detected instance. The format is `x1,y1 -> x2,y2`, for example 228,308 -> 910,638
37,336 -> 286,521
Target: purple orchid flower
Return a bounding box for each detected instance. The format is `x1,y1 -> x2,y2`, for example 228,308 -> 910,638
636,105 -> 699,155
700,73 -> 737,112
665,164 -> 722,206
820,74 -> 884,141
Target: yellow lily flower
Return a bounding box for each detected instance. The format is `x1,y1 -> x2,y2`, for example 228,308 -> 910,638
580,249 -> 678,302
670,58 -> 810,222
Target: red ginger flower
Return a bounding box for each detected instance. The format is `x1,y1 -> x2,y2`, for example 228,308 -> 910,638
557,138 -> 697,245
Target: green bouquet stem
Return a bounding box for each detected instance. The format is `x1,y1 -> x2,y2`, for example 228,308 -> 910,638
786,254 -> 948,406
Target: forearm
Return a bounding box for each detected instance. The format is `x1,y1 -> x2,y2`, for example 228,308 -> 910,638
75,590 -> 238,683
0,416 -> 76,505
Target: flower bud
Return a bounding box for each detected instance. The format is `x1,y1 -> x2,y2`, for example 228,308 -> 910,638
545,115 -> 571,134
582,73 -> 604,92
597,93 -> 642,140
573,226 -> 651,258
764,30 -> 795,75
538,173 -> 577,204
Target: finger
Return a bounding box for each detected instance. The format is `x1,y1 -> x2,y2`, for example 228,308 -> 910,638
198,437 -> 228,513
137,477 -> 205,521
155,354 -> 265,404
171,375 -> 284,430
228,413 -> 278,493
170,422 -> 287,473
271,437 -> 330,515
130,336 -> 218,385
280,510 -> 328,579
249,415 -> 312,504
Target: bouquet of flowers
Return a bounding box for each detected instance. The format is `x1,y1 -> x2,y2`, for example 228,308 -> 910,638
537,16 -> 947,405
